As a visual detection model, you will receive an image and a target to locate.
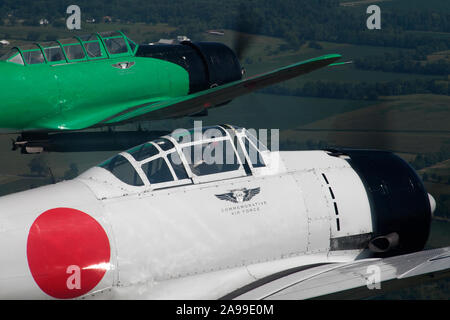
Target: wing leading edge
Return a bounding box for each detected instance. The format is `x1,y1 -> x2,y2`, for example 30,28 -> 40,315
224,247 -> 450,300
99,54 -> 342,126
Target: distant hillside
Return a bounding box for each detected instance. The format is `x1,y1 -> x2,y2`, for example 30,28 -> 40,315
281,94 -> 450,153
299,94 -> 450,132
1,0 -> 449,50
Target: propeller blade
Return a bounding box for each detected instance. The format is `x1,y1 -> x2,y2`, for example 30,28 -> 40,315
232,4 -> 260,61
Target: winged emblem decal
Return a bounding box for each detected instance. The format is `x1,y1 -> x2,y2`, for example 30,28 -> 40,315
215,187 -> 261,203
112,61 -> 135,69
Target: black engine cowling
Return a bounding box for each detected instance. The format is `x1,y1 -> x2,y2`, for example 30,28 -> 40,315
339,150 -> 432,257
135,41 -> 242,94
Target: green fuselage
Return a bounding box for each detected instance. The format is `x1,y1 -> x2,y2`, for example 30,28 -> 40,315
0,55 -> 189,132
0,33 -> 341,136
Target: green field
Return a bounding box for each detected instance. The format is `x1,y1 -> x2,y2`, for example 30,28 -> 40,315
420,159 -> 450,186
427,50 -> 450,63
204,93 -> 377,130
281,94 -> 450,154
427,219 -> 450,249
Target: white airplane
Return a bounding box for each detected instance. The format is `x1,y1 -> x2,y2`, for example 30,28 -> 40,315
0,125 -> 449,300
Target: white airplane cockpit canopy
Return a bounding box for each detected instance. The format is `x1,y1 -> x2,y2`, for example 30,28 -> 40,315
85,125 -> 271,193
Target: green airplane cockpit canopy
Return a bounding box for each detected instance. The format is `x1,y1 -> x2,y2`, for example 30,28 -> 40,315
0,31 -> 137,66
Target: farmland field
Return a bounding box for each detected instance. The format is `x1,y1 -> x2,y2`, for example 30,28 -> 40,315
205,33 -> 441,86
281,94 -> 450,153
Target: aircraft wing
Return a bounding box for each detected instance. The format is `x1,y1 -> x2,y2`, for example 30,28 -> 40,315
223,247 -> 450,300
97,54 -> 342,126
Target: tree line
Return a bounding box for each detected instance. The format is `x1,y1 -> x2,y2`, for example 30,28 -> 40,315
1,0 -> 449,51
411,145 -> 450,220
354,51 -> 450,76
260,79 -> 450,101
410,145 -> 450,171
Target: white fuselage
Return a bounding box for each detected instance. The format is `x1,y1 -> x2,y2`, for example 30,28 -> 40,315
0,150 -> 374,299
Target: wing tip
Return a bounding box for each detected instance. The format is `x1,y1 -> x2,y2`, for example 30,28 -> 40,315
317,53 -> 342,62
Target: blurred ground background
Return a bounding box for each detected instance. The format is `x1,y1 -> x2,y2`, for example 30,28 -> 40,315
0,0 -> 448,299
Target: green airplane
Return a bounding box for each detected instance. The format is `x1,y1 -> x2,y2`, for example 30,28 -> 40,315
0,31 -> 341,151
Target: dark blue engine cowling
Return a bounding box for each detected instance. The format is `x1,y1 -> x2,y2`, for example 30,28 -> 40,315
334,149 -> 432,256
135,41 -> 242,94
